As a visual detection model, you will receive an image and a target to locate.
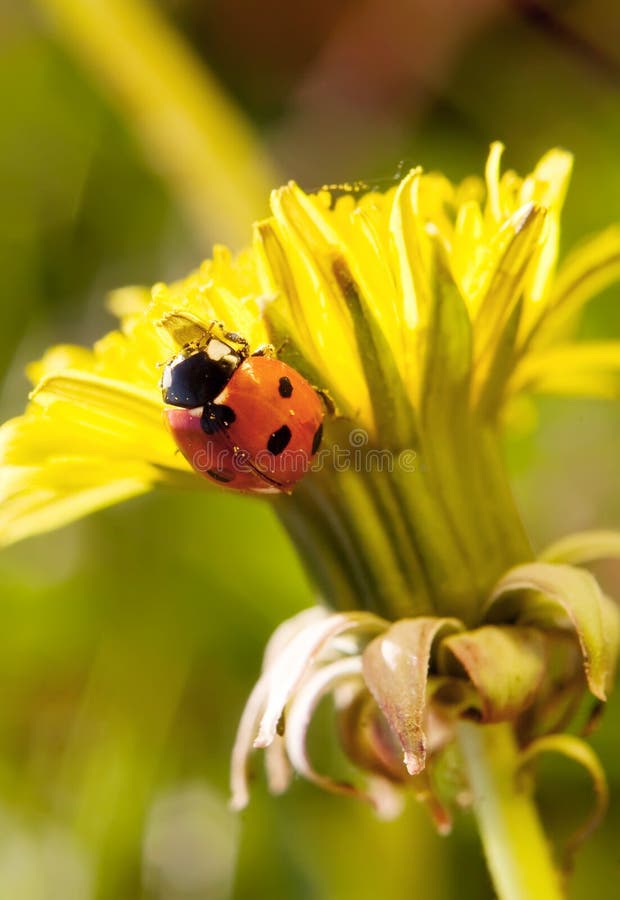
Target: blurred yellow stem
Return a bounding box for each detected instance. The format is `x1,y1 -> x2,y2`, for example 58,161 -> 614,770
458,722 -> 565,900
35,0 -> 278,248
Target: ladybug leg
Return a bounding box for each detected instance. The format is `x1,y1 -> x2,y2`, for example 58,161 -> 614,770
251,343 -> 275,358
224,331 -> 250,355
273,336 -> 290,355
314,387 -> 337,416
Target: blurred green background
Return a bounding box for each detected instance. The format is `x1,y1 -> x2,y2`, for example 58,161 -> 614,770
1,1 -> 620,897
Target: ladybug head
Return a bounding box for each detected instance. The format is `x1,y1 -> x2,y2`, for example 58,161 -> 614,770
161,335 -> 245,408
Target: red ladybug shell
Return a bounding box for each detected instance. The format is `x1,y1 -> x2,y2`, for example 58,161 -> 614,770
165,357 -> 324,493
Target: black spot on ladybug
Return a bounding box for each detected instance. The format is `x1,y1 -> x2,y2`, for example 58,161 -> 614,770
201,403 -> 236,434
207,469 -> 235,483
311,423 -> 323,455
267,424 -> 292,455
278,376 -> 293,398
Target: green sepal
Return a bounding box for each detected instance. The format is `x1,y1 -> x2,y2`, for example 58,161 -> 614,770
519,734 -> 609,867
486,562 -> 620,700
331,254 -> 417,447
439,625 -> 547,721
362,617 -> 463,775
540,529 -> 620,565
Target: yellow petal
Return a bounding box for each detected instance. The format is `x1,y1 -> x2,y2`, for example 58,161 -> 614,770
484,141 -> 505,224
0,358 -> 196,547
26,344 -> 96,386
472,204 -> 547,403
529,225 -> 620,348
0,460 -> 153,546
106,285 -> 151,321
30,371 -> 172,459
0,386 -> 200,546
510,341 -> 620,398
389,169 -> 432,332
452,200 -> 485,304
521,148 -> 573,212
263,183 -> 373,428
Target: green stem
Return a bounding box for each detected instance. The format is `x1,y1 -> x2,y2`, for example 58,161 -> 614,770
458,721 -> 564,900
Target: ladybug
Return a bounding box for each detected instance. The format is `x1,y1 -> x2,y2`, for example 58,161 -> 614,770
161,325 -> 324,493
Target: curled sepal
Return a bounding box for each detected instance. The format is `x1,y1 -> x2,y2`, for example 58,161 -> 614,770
518,734 -> 609,866
230,671 -> 272,810
518,632 -> 586,739
282,656 -> 399,817
440,626 -> 546,722
362,617 -> 463,776
254,610 -> 387,748
598,591 -> 620,690
264,737 -> 292,797
337,686 -> 409,783
486,562 -> 619,701
229,606 -> 330,810
283,657 -> 366,801
540,530 -> 620,566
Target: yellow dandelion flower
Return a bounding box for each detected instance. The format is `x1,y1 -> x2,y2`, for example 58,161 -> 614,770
4,144 -> 620,895
3,143 -> 620,619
